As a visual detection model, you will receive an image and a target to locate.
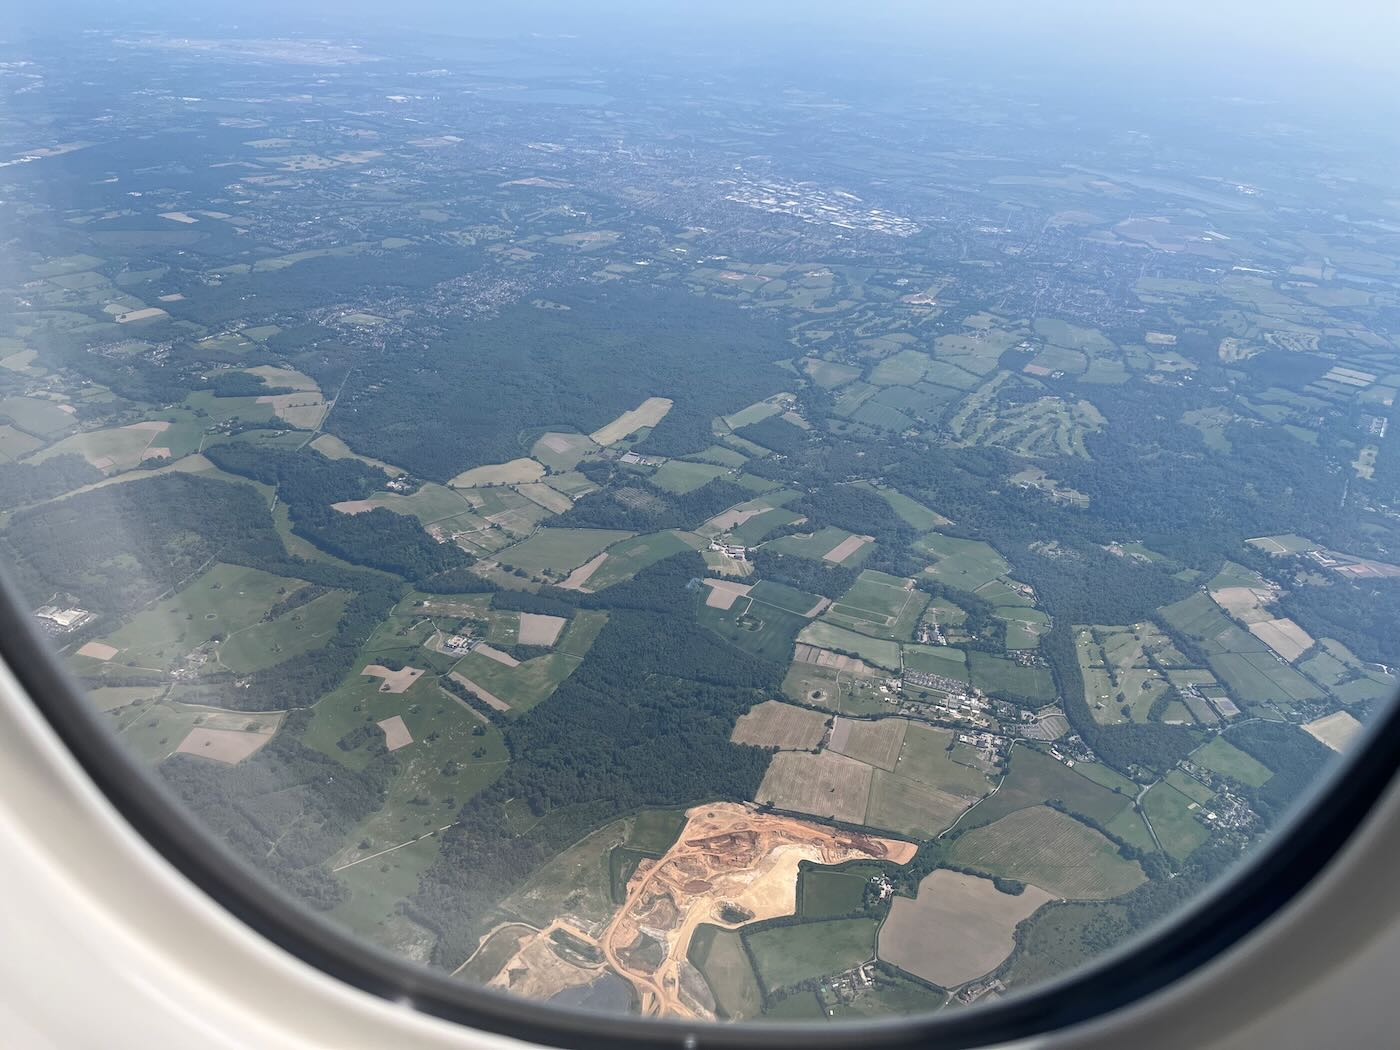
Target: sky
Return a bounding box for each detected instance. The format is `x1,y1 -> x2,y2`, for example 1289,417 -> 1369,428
14,0 -> 1400,93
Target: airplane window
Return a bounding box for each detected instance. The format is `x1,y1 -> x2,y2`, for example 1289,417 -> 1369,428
3,1 -> 1397,1041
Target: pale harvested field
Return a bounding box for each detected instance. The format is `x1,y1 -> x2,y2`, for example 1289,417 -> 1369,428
755,750 -> 873,824
518,613 -> 567,646
377,715 -> 414,751
1303,710 -> 1363,752
144,447 -> 172,459
704,578 -> 753,610
450,671 -> 510,711
473,643 -> 520,667
1210,586 -> 1274,624
539,432 -> 583,453
880,870 -> 1053,987
125,420 -> 171,432
331,499 -> 378,515
361,664 -> 424,693
823,534 -> 873,564
590,397 -> 673,446
1248,617 -> 1314,662
703,506 -> 765,533
175,726 -> 274,764
77,641 -> 119,661
559,552 -> 608,591
829,717 -> 906,771
804,596 -> 833,617
449,457 -> 546,488
731,701 -> 830,750
602,801 -> 914,1018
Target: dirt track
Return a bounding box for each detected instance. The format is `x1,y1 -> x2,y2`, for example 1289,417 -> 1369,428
598,801 -> 914,1018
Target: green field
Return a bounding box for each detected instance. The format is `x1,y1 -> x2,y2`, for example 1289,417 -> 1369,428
762,991 -> 827,1020
0,423 -> 43,461
975,578 -> 1035,607
699,599 -> 808,664
1105,805 -> 1157,852
729,507 -> 805,546
1160,592 -> 1321,705
105,699 -> 210,764
798,866 -> 872,919
996,606 -> 1052,650
93,562 -> 311,672
902,644 -> 969,681
744,917 -> 880,992
689,924 -> 764,1020
584,530 -> 701,589
687,444 -> 749,468
529,430 -> 597,472
916,532 -> 1010,592
795,621 -> 902,670
968,652 -> 1056,702
821,570 -> 927,641
84,685 -> 163,711
493,527 -> 633,577
450,649 -> 583,713
962,746 -> 1129,830
1166,769 -> 1216,805
305,677 -> 511,869
1192,736 -> 1274,787
868,348 -> 933,386
0,395 -> 77,437
348,482 -> 476,526
1074,762 -> 1139,794
218,589 -> 351,673
650,459 -> 730,494
329,833 -> 444,955
781,659 -> 888,715
948,806 -> 1146,899
499,818 -> 629,930
723,399 -> 785,429
802,357 -> 861,389
32,424 -> 167,473
1141,783 -> 1211,861
895,723 -> 996,799
767,526 -> 871,565
747,580 -> 825,617
853,482 -> 948,531
628,807 -> 688,854
1209,651 -> 1323,705
555,610 -> 609,658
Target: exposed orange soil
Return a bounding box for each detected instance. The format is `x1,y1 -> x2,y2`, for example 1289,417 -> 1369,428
599,801 -> 913,1018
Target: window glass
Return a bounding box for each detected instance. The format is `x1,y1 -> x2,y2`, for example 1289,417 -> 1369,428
4,1 -> 1396,1026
